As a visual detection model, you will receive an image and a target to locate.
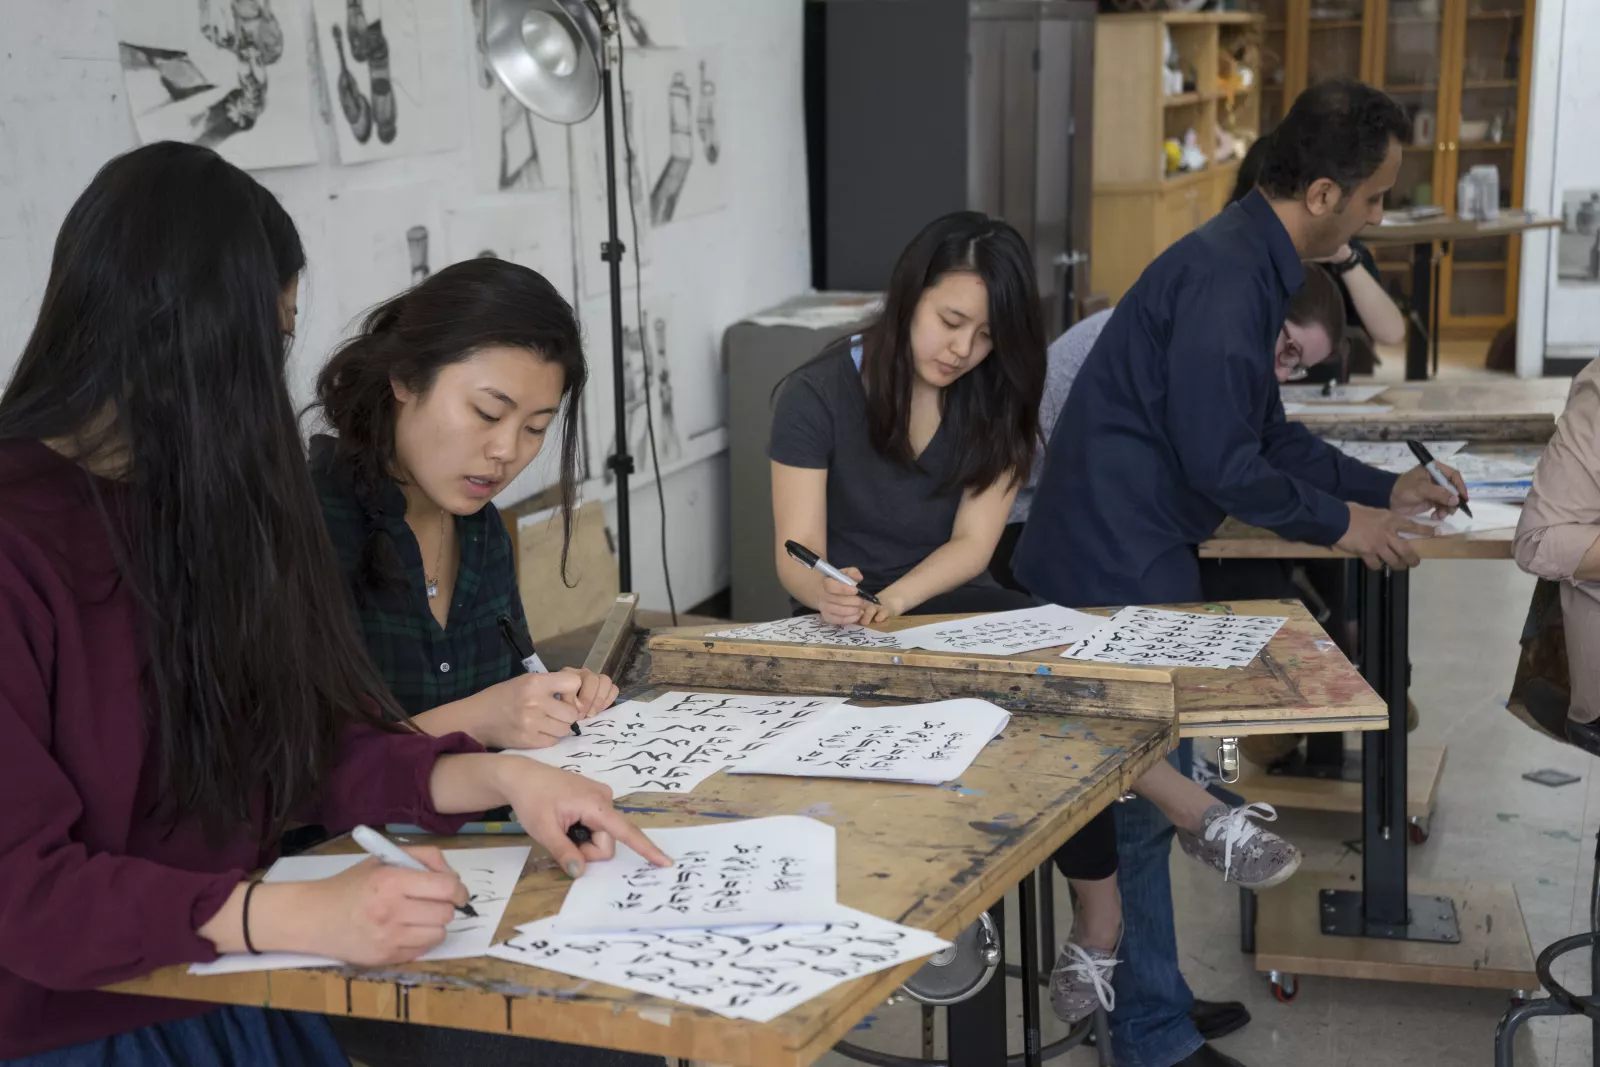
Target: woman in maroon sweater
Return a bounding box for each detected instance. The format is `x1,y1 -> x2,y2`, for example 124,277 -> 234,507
0,143 -> 668,1064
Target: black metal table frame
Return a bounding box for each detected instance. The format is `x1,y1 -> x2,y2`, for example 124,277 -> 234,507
1403,238 -> 1447,382
1240,562 -> 1462,956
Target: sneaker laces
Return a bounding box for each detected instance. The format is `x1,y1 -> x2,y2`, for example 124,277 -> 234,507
1060,942 -> 1119,1013
1202,802 -> 1279,883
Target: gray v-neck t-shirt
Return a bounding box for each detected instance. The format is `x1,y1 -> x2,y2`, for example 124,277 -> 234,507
768,342 -> 966,595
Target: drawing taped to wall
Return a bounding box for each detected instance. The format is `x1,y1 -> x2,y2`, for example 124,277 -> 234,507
467,0 -> 570,194
443,198 -> 575,304
619,0 -> 688,49
579,295 -> 683,487
327,182 -> 443,331
116,0 -> 320,171
1559,189 -> 1600,285
310,0 -> 464,164
636,49 -> 727,227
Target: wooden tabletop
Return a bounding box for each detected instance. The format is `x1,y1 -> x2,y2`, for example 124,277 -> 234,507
1288,377 -> 1571,442
650,602 -> 1386,739
1361,213 -> 1561,246
107,707 -> 1170,1067
1199,517 -> 1513,561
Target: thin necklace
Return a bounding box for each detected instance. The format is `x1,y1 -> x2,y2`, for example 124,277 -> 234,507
425,509 -> 444,600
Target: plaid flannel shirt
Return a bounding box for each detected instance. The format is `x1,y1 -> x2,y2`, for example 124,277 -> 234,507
310,435 -> 530,719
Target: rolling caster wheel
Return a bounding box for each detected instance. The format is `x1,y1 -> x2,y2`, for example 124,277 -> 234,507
1269,971 -> 1298,1003
1408,818 -> 1430,845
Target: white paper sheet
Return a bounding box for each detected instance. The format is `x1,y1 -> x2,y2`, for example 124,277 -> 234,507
1282,403 -> 1395,415
619,0 -> 689,48
1403,500 -> 1523,537
631,49 -> 729,228
506,694 -> 847,797
189,846 -> 529,975
1328,440 -> 1468,474
891,603 -> 1108,656
707,615 -> 904,649
745,296 -> 883,330
1449,452 -> 1541,483
1280,385 -> 1390,404
729,700 -> 1011,785
551,817 -> 837,933
491,908 -> 950,1022
116,0 -> 320,171
1062,607 -> 1286,670
1462,480 -> 1532,503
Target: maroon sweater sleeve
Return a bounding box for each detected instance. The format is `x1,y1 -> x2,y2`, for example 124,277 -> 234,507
0,549 -> 241,990
317,723 -> 486,835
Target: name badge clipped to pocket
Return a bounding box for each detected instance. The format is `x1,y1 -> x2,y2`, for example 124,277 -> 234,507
522,653 -> 549,675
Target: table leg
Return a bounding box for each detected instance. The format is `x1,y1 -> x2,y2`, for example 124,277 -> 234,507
1406,242 -> 1433,381
1018,871 -> 1044,1067
1321,566 -> 1460,942
1432,242 -> 1447,378
947,899 -> 1008,1067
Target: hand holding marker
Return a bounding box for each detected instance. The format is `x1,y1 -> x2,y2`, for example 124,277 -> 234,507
352,824 -> 478,917
1405,440 -> 1472,519
784,540 -> 881,605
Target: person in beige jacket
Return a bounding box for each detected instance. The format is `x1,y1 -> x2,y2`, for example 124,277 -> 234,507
1514,359 -> 1600,733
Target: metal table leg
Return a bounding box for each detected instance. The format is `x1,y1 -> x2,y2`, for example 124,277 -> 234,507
1321,567 -> 1460,943
1405,241 -> 1433,381
1018,871 -> 1043,1067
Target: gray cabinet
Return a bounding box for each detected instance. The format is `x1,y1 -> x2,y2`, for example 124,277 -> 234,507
806,0 -> 1097,333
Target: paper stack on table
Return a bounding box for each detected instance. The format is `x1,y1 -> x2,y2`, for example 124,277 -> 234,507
1404,499 -> 1523,537
506,692 -> 846,798
190,846 -> 530,975
1281,402 -> 1395,415
1328,439 -> 1467,473
1063,607 -> 1286,670
729,699 -> 1011,784
488,818 -> 950,1022
711,604 -> 1108,656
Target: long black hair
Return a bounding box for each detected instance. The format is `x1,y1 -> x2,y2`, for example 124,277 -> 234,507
0,142 -> 403,843
310,257 -> 586,589
853,211 -> 1045,494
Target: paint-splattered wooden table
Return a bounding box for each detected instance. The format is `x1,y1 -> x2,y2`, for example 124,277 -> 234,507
108,595 -> 1377,1066
1287,377 -> 1571,442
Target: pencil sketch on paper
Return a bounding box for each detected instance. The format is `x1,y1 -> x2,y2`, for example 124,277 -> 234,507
589,300 -> 682,484
327,183 -> 443,330
618,0 -> 688,49
574,88 -> 651,297
467,0 -> 571,194
117,0 -> 320,171
309,0 -> 464,165
635,50 -> 727,227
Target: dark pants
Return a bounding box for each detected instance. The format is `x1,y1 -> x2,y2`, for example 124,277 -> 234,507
327,1018 -> 664,1067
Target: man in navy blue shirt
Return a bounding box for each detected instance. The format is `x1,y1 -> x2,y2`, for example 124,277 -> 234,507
1016,80 -> 1464,1067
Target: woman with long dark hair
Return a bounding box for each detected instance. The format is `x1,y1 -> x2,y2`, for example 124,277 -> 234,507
768,213 -> 1303,1028
306,258 -> 618,753
0,142 -> 666,1065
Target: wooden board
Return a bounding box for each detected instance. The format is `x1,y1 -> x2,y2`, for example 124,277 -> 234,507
1199,518 -> 1514,561
1287,378 -> 1571,443
1232,744 -> 1446,823
649,601 -> 1386,739
1360,214 -> 1560,246
1254,875 -> 1537,991
106,701 -> 1171,1066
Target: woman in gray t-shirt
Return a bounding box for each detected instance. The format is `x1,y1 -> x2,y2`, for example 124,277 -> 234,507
768,212 -> 1043,625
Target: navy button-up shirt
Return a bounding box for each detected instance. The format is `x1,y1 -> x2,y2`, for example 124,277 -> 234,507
1013,191 -> 1397,608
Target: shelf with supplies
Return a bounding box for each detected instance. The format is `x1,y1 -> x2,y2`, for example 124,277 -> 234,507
1234,0 -> 1536,337
1091,9 -> 1264,302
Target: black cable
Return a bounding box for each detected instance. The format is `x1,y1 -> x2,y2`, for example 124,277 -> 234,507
612,26 -> 678,624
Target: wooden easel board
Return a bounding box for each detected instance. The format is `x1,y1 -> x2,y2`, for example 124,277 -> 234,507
646,600 -> 1386,739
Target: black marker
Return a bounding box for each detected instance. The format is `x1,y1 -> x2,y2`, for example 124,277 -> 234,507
497,613 -> 580,737
784,540 -> 882,605
1405,439 -> 1472,519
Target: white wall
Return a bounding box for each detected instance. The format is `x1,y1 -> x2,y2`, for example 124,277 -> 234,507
1518,0 -> 1600,373
0,0 -> 810,614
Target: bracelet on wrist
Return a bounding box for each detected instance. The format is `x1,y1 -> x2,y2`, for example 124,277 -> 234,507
242,879 -> 265,955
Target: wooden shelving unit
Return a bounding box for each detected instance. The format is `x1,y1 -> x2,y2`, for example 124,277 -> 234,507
1237,0 -> 1536,340
1089,10 -> 1265,302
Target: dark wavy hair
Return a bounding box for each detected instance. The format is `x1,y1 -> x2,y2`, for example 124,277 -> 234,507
1258,79 -> 1409,200
846,211 -> 1046,494
0,142 -> 403,843
310,257 -> 586,592
1288,263 -> 1347,357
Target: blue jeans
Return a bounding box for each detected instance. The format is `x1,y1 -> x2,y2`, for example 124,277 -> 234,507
5,1007 -> 347,1066
1108,739 -> 1244,1067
